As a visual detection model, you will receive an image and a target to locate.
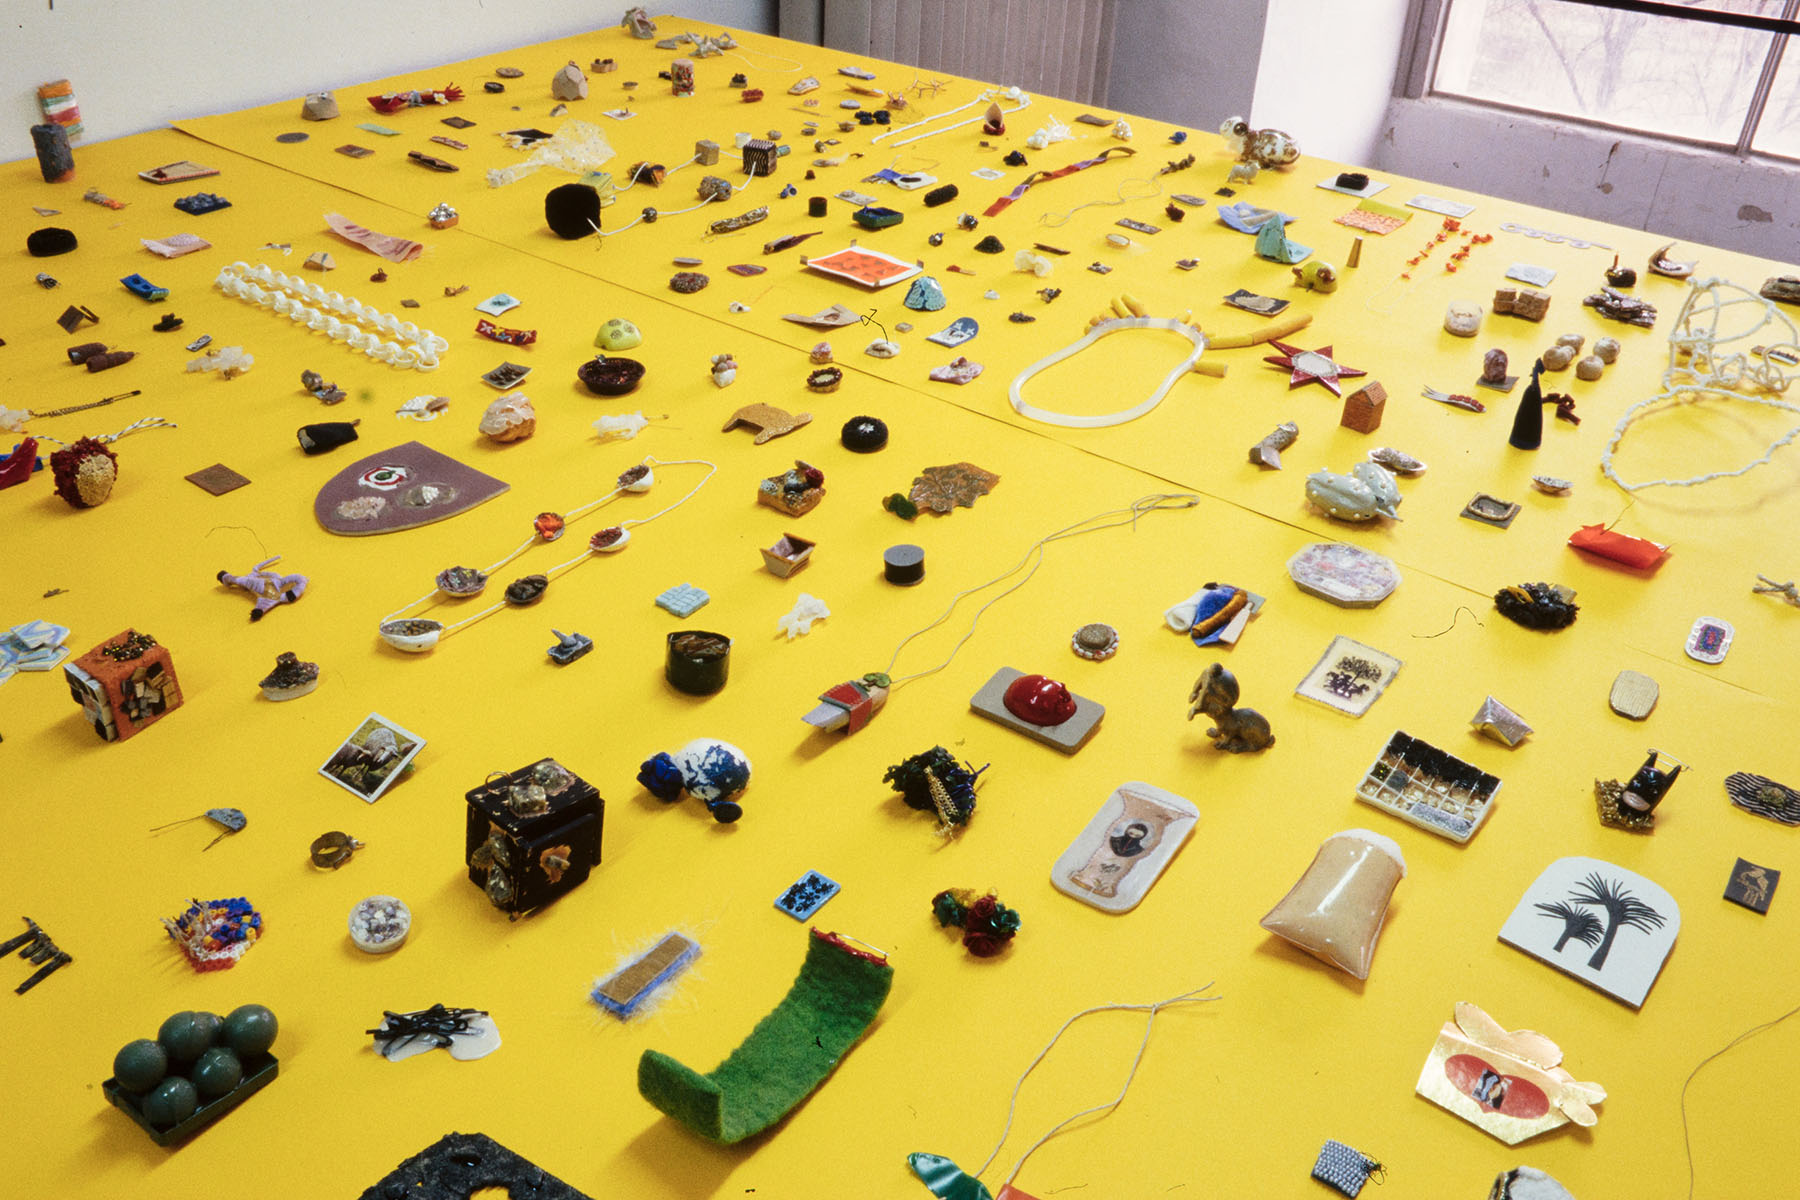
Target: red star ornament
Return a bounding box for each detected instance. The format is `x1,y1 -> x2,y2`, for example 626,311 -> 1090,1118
1262,340 -> 1367,398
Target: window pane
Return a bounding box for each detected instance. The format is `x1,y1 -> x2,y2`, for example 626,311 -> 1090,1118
1436,0 -> 1776,145
1752,37 -> 1800,158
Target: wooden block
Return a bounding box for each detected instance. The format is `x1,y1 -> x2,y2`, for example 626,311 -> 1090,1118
1494,287 -> 1550,321
1339,381 -> 1386,433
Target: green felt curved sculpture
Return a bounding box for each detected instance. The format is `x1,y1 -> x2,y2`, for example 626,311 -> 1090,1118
638,929 -> 894,1143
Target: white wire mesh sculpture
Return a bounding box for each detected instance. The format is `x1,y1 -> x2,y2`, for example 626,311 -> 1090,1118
1601,277 -> 1800,491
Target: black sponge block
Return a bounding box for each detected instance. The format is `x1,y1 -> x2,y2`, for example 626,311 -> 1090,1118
28,227 -> 77,257
545,184 -> 601,240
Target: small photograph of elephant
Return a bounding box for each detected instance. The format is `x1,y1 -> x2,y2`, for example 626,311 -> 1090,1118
319,712 -> 425,802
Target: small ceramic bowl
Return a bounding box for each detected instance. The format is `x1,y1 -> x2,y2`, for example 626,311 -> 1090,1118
578,355 -> 646,396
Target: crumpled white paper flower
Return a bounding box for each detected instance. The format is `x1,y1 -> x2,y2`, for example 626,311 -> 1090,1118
594,411 -> 650,440
777,593 -> 830,640
1025,113 -> 1070,150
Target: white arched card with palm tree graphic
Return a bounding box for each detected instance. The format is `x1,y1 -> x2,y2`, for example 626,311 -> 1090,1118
1499,857 -> 1680,1009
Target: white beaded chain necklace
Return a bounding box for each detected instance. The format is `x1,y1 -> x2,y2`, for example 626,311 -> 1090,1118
214,262 -> 450,370
1601,277 -> 1800,491
377,455 -> 716,652
871,85 -> 1031,149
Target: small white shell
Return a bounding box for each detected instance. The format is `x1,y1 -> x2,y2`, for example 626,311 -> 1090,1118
1368,446 -> 1427,475
1444,302 -> 1482,337
589,527 -> 632,553
1531,475 -> 1572,495
379,618 -> 442,652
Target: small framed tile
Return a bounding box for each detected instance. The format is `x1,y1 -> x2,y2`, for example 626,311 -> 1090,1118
1725,857 -> 1778,913
1296,636 -> 1401,717
1460,492 -> 1520,529
185,463 -> 250,495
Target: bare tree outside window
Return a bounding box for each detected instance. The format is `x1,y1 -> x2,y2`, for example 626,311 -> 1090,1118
1435,0 -> 1795,154
1754,36 -> 1800,155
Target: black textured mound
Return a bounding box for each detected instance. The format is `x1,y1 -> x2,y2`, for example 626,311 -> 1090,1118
358,1132 -> 592,1200
840,415 -> 888,453
27,227 -> 77,257
545,183 -> 601,240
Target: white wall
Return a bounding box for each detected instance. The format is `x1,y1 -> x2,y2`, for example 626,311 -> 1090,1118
1104,1 -> 1410,168
3,2 -> 774,165
1097,0 -> 1796,261
1250,0 -> 1412,167
1373,97 -> 1800,263
1103,1 -> 1268,140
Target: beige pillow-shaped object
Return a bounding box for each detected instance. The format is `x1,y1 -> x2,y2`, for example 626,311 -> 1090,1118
1261,828 -> 1406,979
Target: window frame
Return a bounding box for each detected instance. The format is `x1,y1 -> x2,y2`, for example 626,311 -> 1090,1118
1398,0 -> 1800,160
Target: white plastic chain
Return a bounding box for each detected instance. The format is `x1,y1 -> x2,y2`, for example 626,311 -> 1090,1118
213,262 -> 450,370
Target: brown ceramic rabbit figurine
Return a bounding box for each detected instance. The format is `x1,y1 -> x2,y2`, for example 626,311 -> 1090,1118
1187,663 -> 1275,753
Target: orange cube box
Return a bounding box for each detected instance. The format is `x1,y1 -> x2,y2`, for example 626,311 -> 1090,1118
63,629 -> 182,742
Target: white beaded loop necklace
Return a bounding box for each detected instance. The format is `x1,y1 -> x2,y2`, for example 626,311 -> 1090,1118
214,262 -> 450,370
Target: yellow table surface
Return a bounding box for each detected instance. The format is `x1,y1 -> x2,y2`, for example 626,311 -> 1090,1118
5,17 -> 1799,1200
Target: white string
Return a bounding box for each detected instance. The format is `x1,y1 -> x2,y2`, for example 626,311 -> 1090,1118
1036,173 -> 1164,228
882,494 -> 1199,687
724,45 -> 806,73
383,457 -> 717,639
614,152 -> 699,196
34,415 -> 177,448
871,86 -> 1031,149
214,262 -> 448,370
597,164 -> 761,237
969,985 -> 1219,1186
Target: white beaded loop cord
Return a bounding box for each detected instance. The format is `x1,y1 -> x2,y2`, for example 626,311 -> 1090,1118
380,456 -> 716,642
1009,317 -> 1208,428
214,262 -> 449,370
1602,277 -> 1800,491
871,85 -> 1031,149
597,163 -> 761,237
